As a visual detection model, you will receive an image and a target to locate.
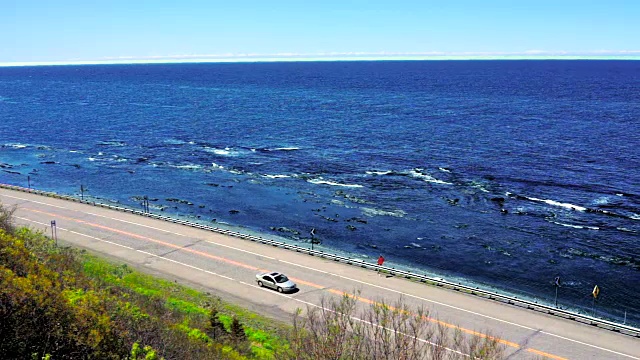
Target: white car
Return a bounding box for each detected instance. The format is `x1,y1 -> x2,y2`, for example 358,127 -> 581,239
256,272 -> 297,293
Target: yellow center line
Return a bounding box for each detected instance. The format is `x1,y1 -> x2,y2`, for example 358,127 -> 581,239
29,208 -> 568,360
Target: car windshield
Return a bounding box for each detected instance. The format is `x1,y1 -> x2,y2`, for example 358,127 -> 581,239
274,274 -> 289,283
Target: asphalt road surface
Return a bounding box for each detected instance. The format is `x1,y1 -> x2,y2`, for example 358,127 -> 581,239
1,188 -> 638,359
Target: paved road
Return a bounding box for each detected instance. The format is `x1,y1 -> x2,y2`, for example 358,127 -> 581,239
1,188 -> 638,359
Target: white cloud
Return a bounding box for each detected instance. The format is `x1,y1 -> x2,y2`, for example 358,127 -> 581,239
2,50 -> 639,67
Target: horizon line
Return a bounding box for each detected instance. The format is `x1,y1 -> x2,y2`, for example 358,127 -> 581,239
2,54 -> 640,67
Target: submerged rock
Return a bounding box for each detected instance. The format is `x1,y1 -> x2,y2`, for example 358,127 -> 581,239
269,226 -> 301,235
166,198 -> 194,205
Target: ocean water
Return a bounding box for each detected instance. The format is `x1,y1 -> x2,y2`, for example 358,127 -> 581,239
1,61 -> 639,325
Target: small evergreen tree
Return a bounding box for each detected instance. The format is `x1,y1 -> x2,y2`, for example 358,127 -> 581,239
208,307 -> 227,341
230,316 -> 246,342
229,316 -> 250,354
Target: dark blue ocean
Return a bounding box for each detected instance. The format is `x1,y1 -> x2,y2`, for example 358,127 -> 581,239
1,61 -> 639,325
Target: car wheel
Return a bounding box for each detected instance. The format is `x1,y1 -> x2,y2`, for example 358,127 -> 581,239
277,287 -> 283,293
257,281 -> 263,287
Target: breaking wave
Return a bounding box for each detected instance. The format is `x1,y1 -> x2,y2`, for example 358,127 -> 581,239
550,221 -> 600,230
172,164 -> 204,171
97,140 -> 127,147
408,168 -> 453,185
262,174 -> 291,179
3,143 -> 28,149
366,170 -> 395,175
203,147 -> 235,156
308,177 -> 363,188
257,147 -> 300,152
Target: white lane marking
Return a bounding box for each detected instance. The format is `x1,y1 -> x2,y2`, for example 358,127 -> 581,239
279,261 -> 639,359
3,192 -> 276,260
13,214 -> 466,357
532,332 -> 639,359
136,250 -> 235,281
279,259 -> 531,328
3,193 -> 69,209
85,213 -> 276,260
16,216 -> 134,250
10,194 -> 639,359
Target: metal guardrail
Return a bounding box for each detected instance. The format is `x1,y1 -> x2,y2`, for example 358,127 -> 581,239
2,183 -> 639,337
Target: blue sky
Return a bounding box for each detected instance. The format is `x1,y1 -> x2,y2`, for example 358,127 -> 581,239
2,0 -> 639,64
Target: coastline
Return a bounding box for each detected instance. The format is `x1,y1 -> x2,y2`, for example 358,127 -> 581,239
2,182 -> 637,331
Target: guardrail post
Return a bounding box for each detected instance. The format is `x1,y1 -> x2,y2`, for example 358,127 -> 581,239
50,220 -> 57,246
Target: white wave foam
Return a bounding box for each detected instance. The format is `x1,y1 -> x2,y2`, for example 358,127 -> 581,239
361,207 -> 407,218
551,221 -> 599,230
528,197 -> 587,211
174,164 -> 203,170
409,168 -> 452,185
98,140 -> 126,147
5,143 -> 28,149
630,213 -> 640,220
204,147 -> 235,156
269,147 -> 299,151
164,139 -> 188,145
592,196 -> 615,205
262,174 -> 291,179
308,177 -> 363,188
211,162 -> 224,170
438,167 -> 451,173
366,170 -> 393,175
470,181 -> 490,193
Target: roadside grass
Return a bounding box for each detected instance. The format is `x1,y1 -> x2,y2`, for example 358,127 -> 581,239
82,254 -> 289,359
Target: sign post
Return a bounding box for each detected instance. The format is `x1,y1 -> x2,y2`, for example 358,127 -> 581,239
310,228 -> 317,251
554,276 -> 561,308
